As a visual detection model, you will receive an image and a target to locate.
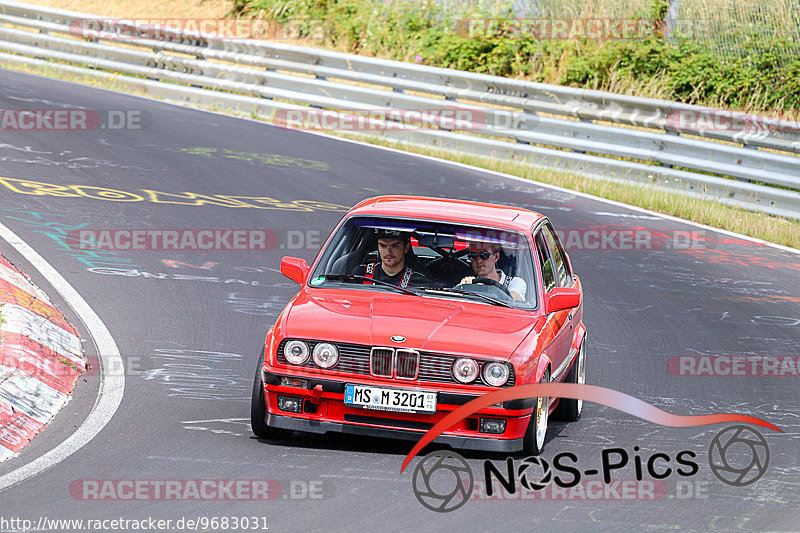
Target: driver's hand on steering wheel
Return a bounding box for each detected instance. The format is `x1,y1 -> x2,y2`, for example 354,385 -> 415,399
459,276 -> 475,285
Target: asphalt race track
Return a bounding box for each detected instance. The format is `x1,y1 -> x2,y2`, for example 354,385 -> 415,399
1,69 -> 799,532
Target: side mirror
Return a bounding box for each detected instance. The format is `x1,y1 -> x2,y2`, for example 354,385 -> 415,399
280,256 -> 310,285
546,287 -> 581,314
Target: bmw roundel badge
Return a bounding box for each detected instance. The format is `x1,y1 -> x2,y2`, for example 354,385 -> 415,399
390,335 -> 406,343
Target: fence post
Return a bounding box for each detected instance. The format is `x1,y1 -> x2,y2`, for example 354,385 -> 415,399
665,0 -> 680,40
512,0 -> 536,18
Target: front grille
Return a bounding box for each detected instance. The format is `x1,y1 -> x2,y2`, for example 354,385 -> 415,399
370,347 -> 393,377
276,339 -> 515,386
395,349 -> 419,379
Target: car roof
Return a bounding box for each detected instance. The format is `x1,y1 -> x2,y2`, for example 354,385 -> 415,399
348,196 -> 546,231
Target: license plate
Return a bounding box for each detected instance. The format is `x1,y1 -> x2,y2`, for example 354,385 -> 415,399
344,384 -> 437,414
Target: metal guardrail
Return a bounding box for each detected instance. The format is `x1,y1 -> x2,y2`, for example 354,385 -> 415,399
0,0 -> 799,218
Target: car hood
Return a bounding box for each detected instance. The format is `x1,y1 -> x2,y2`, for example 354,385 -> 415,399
284,289 -> 540,357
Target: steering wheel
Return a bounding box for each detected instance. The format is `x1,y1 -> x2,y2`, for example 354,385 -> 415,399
471,277 -> 513,297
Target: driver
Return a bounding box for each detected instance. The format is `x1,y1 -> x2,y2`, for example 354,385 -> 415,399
352,229 -> 427,288
459,241 -> 526,301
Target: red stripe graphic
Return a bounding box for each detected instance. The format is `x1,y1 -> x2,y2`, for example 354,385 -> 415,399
0,252 -> 84,461
0,255 -> 15,270
0,332 -> 83,394
0,279 -> 76,334
400,383 -> 781,473
0,401 -> 45,452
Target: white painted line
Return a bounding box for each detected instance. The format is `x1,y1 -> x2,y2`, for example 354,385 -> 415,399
0,366 -> 67,424
0,221 -> 124,492
1,303 -> 83,363
181,417 -> 249,425
593,211 -> 662,220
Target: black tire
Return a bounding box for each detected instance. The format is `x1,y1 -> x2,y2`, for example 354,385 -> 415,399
250,354 -> 291,440
553,339 -> 585,422
522,367 -> 550,455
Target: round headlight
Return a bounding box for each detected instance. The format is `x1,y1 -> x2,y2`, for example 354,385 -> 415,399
453,358 -> 479,383
313,342 -> 339,369
483,362 -> 510,386
284,340 -> 310,365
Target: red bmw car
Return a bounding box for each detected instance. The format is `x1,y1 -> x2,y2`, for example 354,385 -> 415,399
251,196 -> 586,454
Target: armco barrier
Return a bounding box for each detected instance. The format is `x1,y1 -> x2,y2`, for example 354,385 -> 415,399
0,0 -> 798,218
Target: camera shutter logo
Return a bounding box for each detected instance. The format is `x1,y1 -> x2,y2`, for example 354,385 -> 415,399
411,451 -> 473,512
518,456 -> 552,491
708,425 -> 770,486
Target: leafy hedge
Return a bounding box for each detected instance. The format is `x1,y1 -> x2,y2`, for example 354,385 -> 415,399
231,0 -> 800,112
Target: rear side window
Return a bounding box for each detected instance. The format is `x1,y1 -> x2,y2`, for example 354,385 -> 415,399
543,224 -> 571,287
534,232 -> 556,292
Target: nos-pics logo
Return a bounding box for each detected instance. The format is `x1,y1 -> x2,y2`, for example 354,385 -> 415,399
411,425 -> 770,512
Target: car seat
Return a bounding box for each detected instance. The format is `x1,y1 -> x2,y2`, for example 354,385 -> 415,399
331,232 -> 378,274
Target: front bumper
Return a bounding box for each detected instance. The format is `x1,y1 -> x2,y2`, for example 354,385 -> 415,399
266,412 -> 524,452
262,370 -> 533,452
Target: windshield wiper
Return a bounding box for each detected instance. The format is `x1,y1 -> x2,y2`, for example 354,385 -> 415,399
318,274 -> 419,296
418,287 -> 513,308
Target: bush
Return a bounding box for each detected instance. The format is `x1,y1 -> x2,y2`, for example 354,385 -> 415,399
231,0 -> 799,114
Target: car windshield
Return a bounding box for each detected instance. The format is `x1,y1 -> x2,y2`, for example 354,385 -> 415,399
308,216 -> 538,309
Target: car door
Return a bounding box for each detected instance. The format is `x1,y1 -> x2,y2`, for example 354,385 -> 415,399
543,222 -> 581,333
534,223 -> 575,380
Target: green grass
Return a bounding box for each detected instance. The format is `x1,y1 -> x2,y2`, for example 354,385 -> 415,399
1,58 -> 798,250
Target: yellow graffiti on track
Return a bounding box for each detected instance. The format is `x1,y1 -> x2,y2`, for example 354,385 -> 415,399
0,177 -> 348,212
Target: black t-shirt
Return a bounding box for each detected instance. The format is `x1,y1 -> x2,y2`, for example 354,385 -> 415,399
352,263 -> 428,287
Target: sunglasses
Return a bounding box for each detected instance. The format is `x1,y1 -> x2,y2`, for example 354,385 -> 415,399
467,251 -> 494,260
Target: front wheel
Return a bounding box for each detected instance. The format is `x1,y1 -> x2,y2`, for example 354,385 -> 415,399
250,354 -> 291,440
522,367 -> 550,455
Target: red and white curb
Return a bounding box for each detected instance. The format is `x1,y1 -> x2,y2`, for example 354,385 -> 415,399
0,254 -> 85,462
